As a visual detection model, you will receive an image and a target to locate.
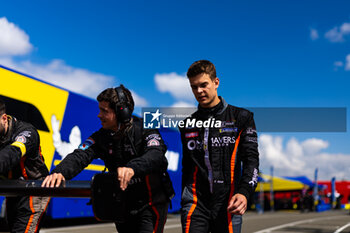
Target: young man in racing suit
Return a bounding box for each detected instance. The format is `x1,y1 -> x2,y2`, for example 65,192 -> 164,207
180,60 -> 259,233
42,85 -> 174,233
0,97 -> 50,233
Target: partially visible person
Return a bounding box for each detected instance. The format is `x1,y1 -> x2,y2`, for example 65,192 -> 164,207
300,186 -> 307,212
0,97 -> 50,233
42,85 -> 174,233
180,60 -> 259,233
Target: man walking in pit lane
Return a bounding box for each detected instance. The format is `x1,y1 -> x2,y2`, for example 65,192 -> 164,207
180,60 -> 259,233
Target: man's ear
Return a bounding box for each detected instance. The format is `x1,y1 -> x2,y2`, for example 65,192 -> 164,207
214,77 -> 220,89
1,113 -> 7,122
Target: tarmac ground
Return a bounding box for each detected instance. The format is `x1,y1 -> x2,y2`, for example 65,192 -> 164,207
34,209 -> 350,233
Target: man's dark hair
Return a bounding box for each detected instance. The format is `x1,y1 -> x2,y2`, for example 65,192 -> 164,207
0,97 -> 6,115
187,60 -> 217,80
97,84 -> 134,114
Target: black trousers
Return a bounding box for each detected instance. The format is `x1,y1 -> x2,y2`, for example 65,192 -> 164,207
181,184 -> 242,233
115,203 -> 169,233
6,196 -> 50,233
181,200 -> 242,233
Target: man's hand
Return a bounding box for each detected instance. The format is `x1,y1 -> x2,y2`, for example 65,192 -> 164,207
227,194 -> 247,215
41,173 -> 65,188
117,167 -> 135,191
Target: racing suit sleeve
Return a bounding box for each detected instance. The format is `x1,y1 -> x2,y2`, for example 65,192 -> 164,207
237,112 -> 259,201
126,129 -> 168,177
52,133 -> 98,180
0,128 -> 39,175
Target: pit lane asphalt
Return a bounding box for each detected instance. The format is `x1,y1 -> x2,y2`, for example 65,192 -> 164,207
38,210 -> 350,233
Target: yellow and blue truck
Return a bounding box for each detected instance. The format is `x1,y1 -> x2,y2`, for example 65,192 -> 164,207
0,65 -> 182,219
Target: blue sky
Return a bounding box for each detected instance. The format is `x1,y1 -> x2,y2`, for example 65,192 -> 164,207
1,0 -> 350,180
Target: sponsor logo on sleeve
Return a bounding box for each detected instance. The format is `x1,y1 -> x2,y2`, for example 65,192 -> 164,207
249,168 -> 259,186
15,136 -> 26,144
147,138 -> 160,146
246,136 -> 258,143
15,131 -> 32,144
146,134 -> 161,140
246,127 -> 257,135
79,138 -> 95,150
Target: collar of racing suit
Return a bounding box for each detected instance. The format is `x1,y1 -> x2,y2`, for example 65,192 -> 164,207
197,96 -> 228,118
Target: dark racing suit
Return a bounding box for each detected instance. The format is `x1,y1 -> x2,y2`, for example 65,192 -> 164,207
53,116 -> 174,233
180,97 -> 259,233
0,116 -> 50,233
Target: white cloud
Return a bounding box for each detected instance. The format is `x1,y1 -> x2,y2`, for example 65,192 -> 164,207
340,22 -> 350,34
325,27 -> 344,42
171,101 -> 196,107
0,17 -> 33,56
334,61 -> 344,67
258,134 -> 350,180
334,54 -> 350,71
0,58 -> 148,107
310,28 -> 319,40
345,54 -> 350,71
333,61 -> 344,71
301,138 -> 329,155
325,22 -> 350,43
0,17 -> 149,107
131,91 -> 148,107
0,58 -> 115,99
154,72 -> 195,102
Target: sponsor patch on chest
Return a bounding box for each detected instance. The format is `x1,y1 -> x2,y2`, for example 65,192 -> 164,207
221,121 -> 235,127
187,139 -> 203,151
211,136 -> 236,147
219,127 -> 238,133
185,132 -> 198,138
